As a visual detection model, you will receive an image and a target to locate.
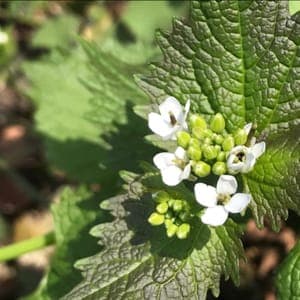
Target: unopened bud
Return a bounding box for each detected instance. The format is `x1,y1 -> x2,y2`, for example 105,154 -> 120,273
217,151 -> 226,162
156,202 -> 168,214
176,131 -> 191,149
189,137 -> 200,148
212,162 -> 227,175
166,223 -> 178,238
164,219 -> 173,228
210,113 -> 225,133
148,213 -> 164,226
222,135 -> 235,151
214,134 -> 224,144
203,145 -> 218,160
214,145 -> 221,153
193,127 -> 212,140
155,191 -> 170,203
189,114 -> 207,129
188,145 -> 202,161
173,200 -> 183,212
234,128 -> 248,145
203,137 -> 212,145
193,161 -> 211,177
176,223 -> 190,239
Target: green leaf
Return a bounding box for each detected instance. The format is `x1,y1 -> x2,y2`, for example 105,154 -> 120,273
32,14 -> 80,49
245,127 -> 300,230
64,174 -> 245,299
277,241 -> 300,300
23,44 -> 155,186
27,186 -> 111,300
121,0 -> 188,43
289,0 -> 300,15
137,0 -> 300,228
138,0 -> 299,135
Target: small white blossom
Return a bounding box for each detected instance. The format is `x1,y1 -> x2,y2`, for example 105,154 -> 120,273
194,175 -> 251,226
148,97 -> 190,140
227,142 -> 265,174
0,31 -> 8,45
153,147 -> 191,186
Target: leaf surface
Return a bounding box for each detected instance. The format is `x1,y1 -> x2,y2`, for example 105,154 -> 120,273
277,241 -> 300,300
65,175 -> 244,299
137,0 -> 300,229
27,186 -> 111,300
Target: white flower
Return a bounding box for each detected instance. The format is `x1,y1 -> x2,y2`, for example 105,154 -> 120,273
148,97 -> 190,140
194,175 -> 251,226
0,31 -> 8,45
153,147 -> 191,186
227,142 -> 266,173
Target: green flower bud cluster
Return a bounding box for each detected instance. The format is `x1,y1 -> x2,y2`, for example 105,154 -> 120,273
176,113 -> 249,178
148,192 -> 191,239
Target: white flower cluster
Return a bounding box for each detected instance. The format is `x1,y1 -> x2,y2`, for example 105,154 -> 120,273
148,97 -> 266,226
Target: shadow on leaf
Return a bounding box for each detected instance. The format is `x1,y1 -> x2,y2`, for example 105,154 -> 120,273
123,192 -> 211,260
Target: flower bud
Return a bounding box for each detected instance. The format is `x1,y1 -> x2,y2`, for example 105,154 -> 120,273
156,202 -> 168,214
203,145 -> 218,160
212,161 -> 227,175
189,137 -> 200,148
166,223 -> 178,238
176,223 -> 190,239
217,151 -> 226,162
203,137 -> 212,145
222,135 -> 235,151
173,200 -> 183,212
210,113 -> 225,133
187,145 -> 202,161
189,114 -> 207,129
164,219 -> 173,228
176,131 -> 191,149
214,134 -> 224,145
193,161 -> 211,177
192,127 -> 212,140
234,128 -> 248,145
214,145 -> 221,153
148,213 -> 164,226
154,191 -> 170,203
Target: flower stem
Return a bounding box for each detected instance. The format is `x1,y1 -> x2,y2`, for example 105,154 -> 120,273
0,231 -> 56,262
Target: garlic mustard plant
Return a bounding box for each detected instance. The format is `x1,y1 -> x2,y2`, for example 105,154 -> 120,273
148,96 -> 266,234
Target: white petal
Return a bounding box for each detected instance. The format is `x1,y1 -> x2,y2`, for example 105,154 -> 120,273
243,123 -> 252,135
184,99 -> 191,118
224,193 -> 251,213
251,142 -> 266,159
241,152 -> 256,172
181,163 -> 191,180
174,147 -> 186,160
217,175 -> 237,195
159,97 -> 183,122
201,206 -> 229,226
148,112 -> 175,138
194,183 -> 218,208
161,165 -> 183,186
153,152 -> 175,170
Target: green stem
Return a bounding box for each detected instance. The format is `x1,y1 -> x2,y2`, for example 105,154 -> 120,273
0,231 -> 56,262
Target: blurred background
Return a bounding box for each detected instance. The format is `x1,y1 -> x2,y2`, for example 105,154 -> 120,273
0,1 -> 298,299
